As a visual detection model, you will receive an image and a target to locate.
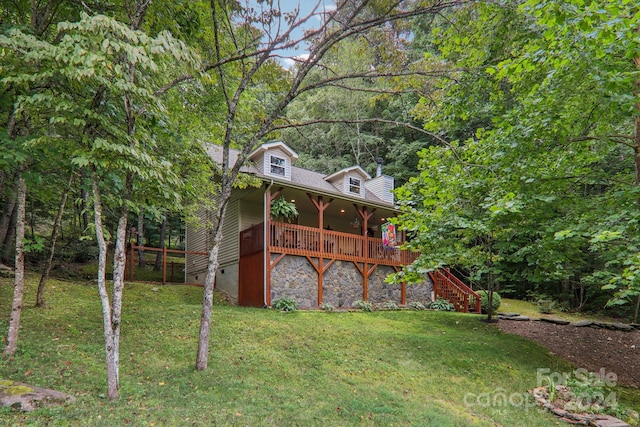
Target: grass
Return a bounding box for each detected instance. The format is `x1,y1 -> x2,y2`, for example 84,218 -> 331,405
499,298 -> 625,323
79,250 -> 187,284
0,274 -> 638,426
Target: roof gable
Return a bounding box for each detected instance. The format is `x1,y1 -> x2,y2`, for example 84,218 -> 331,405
324,166 -> 371,183
249,141 -> 299,161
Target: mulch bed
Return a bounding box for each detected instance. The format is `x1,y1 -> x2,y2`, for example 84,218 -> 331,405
497,320 -> 640,388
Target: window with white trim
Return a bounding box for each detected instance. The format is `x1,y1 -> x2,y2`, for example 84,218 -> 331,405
349,177 -> 361,195
270,155 -> 286,176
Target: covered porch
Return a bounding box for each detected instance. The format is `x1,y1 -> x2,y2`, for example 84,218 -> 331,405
237,187 -> 426,308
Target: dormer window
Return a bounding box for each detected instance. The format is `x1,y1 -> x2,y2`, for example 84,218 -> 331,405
270,155 -> 286,176
349,177 -> 361,195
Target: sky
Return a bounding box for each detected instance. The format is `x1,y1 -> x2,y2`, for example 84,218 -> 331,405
247,0 -> 337,68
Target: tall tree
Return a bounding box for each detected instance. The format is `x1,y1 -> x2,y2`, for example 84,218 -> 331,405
397,0 -> 640,319
1,9 -> 199,398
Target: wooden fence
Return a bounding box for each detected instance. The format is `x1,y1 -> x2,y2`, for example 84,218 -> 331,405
126,245 -> 207,285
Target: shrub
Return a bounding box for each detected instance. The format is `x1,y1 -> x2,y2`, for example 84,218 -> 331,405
408,301 -> 426,311
382,301 -> 399,311
321,302 -> 335,312
353,300 -> 373,312
272,297 -> 298,312
476,290 -> 501,314
429,298 -> 455,312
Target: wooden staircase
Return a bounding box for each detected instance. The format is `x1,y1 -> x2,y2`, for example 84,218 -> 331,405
428,269 -> 481,313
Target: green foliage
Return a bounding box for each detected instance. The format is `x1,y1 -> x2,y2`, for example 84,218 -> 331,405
429,298 -> 455,312
537,300 -> 554,314
476,291 -> 501,314
382,301 -> 399,311
320,302 -> 335,312
408,301 -> 426,311
21,236 -> 44,254
270,197 -> 298,223
353,300 -> 373,312
397,0 -> 640,319
271,297 -> 298,312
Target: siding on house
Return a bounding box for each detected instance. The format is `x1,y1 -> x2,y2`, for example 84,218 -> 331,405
365,175 -> 394,205
239,199 -> 264,232
185,205 -> 212,284
214,191 -> 266,299
262,147 -> 293,180
218,198 -> 239,266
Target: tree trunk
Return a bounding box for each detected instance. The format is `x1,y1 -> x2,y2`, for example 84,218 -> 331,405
92,172 -> 119,400
81,186 -> 89,231
3,172 -> 26,358
0,189 -> 17,250
0,171 -> 5,201
1,198 -> 18,263
195,194 -> 230,370
36,178 -> 71,308
154,215 -> 166,271
137,209 -> 144,267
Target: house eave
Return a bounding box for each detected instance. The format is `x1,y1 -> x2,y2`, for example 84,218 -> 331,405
259,175 -> 397,213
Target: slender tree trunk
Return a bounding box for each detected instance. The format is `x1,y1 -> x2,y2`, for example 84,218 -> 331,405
137,209 -> 144,267
2,199 -> 18,263
195,194 -> 230,370
36,177 -> 71,308
0,171 -> 5,201
81,186 -> 89,231
0,189 -> 17,249
486,238 -> 495,322
154,215 -> 166,271
91,172 -> 120,400
3,172 -> 26,358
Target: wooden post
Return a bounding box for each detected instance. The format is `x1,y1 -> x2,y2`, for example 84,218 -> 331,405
307,194 -> 332,307
129,245 -> 135,282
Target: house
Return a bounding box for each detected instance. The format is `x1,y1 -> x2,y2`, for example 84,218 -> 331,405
185,141 -> 434,309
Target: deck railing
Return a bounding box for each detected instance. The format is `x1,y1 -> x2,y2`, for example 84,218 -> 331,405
429,269 -> 481,313
268,221 -> 418,266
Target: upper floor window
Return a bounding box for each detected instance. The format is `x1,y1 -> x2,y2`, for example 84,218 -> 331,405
270,155 -> 286,176
349,177 -> 361,195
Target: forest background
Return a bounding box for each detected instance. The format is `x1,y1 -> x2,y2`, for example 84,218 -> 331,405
1,0 -> 640,398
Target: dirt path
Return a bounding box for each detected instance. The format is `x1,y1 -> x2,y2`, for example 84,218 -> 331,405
497,320 -> 640,387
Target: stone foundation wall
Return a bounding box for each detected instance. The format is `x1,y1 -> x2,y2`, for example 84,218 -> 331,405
271,255 -> 318,308
405,278 -> 433,304
323,260 -> 363,308
367,266 -> 402,304
270,255 -> 433,309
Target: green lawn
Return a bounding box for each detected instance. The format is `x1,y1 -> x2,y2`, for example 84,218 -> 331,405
1,274 -> 638,426
498,298 -> 627,323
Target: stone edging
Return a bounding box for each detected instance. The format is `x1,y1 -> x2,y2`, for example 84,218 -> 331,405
530,386 -> 630,427
497,313 -> 639,332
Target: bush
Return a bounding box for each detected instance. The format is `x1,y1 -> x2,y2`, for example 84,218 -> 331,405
353,300 -> 373,312
408,301 -> 426,311
382,301 -> 399,311
272,297 -> 298,312
429,298 -> 455,312
476,290 -> 501,314
321,302 -> 335,312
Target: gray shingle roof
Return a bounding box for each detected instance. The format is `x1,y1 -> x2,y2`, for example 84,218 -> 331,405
207,144 -> 392,207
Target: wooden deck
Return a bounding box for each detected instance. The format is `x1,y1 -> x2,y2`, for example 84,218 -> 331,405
267,222 -> 418,266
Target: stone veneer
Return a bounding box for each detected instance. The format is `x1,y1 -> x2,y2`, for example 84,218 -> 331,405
271,255 -> 318,308
323,260 -> 363,308
270,255 -> 433,309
